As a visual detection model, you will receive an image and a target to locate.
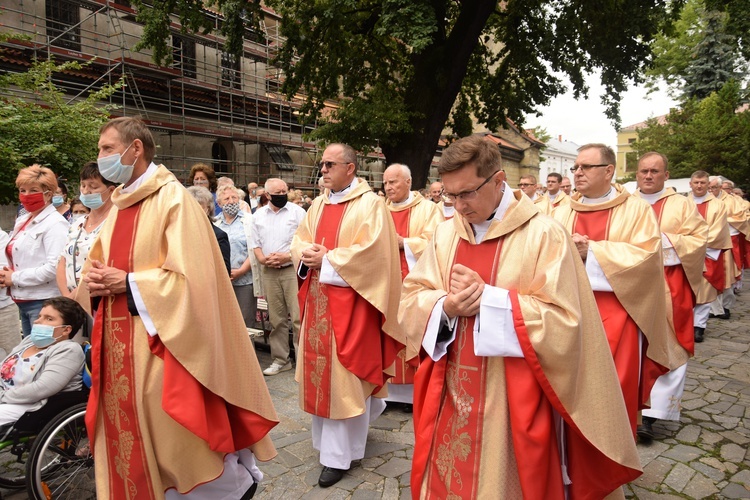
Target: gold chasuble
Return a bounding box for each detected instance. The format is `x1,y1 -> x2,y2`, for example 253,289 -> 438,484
716,190 -> 750,280
291,180 -> 410,419
635,188 -> 707,356
689,193 -> 732,304
533,193 -> 552,215
549,190 -> 571,209
401,191 -> 641,499
81,166 -> 278,499
386,191 -> 443,385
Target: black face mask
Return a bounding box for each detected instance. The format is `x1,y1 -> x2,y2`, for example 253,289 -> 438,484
270,194 -> 288,209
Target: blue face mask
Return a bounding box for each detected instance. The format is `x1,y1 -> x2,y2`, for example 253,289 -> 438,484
80,192 -> 107,210
52,195 -> 65,207
97,143 -> 136,184
30,324 -> 66,348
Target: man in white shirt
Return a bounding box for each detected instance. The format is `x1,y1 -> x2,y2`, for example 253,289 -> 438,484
251,178 -> 306,376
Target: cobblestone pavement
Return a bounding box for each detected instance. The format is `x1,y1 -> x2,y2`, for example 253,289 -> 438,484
3,291 -> 749,499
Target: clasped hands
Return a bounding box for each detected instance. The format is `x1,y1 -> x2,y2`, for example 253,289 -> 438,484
83,260 -> 127,297
443,264 -> 485,318
300,243 -> 327,270
571,233 -> 589,261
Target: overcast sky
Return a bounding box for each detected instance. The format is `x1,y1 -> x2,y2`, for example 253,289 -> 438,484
524,76 -> 678,148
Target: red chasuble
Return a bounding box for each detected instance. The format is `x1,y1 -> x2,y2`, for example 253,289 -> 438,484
574,209 -> 665,435
390,209 -> 411,280
650,198 -> 696,355
696,202 -> 726,292
297,203 -> 399,417
731,234 -> 743,280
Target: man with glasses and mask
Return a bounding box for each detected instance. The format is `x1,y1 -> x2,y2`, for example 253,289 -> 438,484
400,135 -> 641,498
708,176 -> 749,318
81,116 -> 278,499
382,163 -> 443,411
518,174 -> 551,215
291,143 -> 406,488
251,178 -> 306,376
553,143 -> 687,439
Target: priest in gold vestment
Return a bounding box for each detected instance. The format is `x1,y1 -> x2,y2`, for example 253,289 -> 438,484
382,163 -> 443,408
291,144 -> 408,488
545,172 -> 571,209
401,136 -> 641,499
634,153 -> 707,441
688,171 -> 732,343
519,174 -> 552,215
553,144 -> 688,437
81,117 -> 278,500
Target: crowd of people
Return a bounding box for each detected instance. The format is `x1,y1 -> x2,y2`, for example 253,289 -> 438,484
1,116 -> 748,498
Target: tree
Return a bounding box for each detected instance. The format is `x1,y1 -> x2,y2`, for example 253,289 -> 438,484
633,80 -> 750,187
0,58 -> 120,204
133,0 -> 683,187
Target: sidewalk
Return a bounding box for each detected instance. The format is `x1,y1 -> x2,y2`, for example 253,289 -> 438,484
254,290 -> 750,499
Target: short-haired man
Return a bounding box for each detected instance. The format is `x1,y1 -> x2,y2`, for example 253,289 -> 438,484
560,176 -> 573,195
247,181 -> 259,211
400,135 -> 640,497
634,152 -> 707,441
428,181 -> 443,203
83,117 -> 277,498
708,176 -> 749,318
545,172 -> 570,208
291,143 -> 406,487
382,163 -> 443,409
553,143 -> 687,436
251,178 -> 306,376
518,174 -> 551,215
688,170 -> 732,342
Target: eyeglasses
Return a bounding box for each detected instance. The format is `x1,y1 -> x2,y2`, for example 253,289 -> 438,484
443,171 -> 499,202
318,161 -> 350,169
570,163 -> 610,173
517,183 -> 534,188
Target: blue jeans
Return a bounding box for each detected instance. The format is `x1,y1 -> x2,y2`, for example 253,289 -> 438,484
17,300 -> 45,337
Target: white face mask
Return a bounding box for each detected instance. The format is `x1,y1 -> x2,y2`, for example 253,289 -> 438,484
97,143 -> 136,184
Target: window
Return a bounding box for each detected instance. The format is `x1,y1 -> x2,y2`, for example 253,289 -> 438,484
172,36 -> 197,78
221,50 -> 241,89
46,0 -> 80,51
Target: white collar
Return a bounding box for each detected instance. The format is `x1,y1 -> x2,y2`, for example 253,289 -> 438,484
122,162 -> 159,194
581,186 -> 616,205
392,191 -> 414,207
692,193 -> 708,203
328,178 -> 359,204
548,191 -> 559,201
638,187 -> 666,205
471,181 -> 513,243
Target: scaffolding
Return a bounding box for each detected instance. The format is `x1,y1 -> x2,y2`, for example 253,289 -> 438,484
0,0 -> 388,190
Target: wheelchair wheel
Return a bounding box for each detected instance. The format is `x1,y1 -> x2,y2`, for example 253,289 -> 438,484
25,403 -> 95,500
0,427 -> 32,489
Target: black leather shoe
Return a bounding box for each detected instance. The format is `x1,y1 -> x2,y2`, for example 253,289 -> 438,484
720,309 -> 731,320
637,417 -> 655,443
240,481 -> 258,500
694,327 -> 704,343
318,466 -> 347,487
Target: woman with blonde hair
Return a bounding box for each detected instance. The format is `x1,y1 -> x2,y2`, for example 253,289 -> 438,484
0,165 -> 69,336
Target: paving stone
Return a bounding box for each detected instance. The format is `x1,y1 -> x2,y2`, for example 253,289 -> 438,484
384,477 -> 399,499
637,440 -> 671,467
664,462 -> 695,492
683,471 -> 720,499
690,461 -> 725,482
351,489 -> 383,500
661,444 -> 705,463
721,482 -> 750,499
731,470 -> 750,486
364,442 -> 408,458
632,457 -> 673,490
676,425 -> 701,443
721,443 -> 746,462
374,457 -> 412,479
721,430 -> 750,445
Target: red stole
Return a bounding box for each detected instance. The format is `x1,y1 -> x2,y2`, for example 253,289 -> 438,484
390,209 -> 411,280
731,234 -> 743,279
297,203 -> 400,417
695,202 -> 726,292
574,209 -> 662,435
86,204 -> 157,499
649,198 -> 695,355
415,238 -> 564,499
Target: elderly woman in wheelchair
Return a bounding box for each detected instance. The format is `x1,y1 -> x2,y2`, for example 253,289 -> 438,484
0,297 -> 86,428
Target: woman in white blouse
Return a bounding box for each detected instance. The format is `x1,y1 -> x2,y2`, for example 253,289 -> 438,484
56,162 -> 117,297
0,165 -> 69,337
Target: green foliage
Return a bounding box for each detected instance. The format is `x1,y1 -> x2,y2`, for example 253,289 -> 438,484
634,80 -> 750,186
133,0 -> 265,65
0,59 -> 120,204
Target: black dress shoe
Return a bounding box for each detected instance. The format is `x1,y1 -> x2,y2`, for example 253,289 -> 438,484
637,417 -> 655,443
240,481 -> 258,500
318,466 -> 347,487
694,327 -> 704,343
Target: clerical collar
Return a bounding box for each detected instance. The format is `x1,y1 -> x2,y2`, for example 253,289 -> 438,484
443,205 -> 455,217
581,186 -> 615,205
638,187 -> 666,205
548,191 -> 559,202
328,178 -> 359,204
692,193 -> 708,204
122,162 -> 159,193
471,181 -> 512,243
392,191 -> 414,207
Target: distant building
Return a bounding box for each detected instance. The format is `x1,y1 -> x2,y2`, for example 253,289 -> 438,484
616,115 -> 667,180
539,137 -> 579,183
